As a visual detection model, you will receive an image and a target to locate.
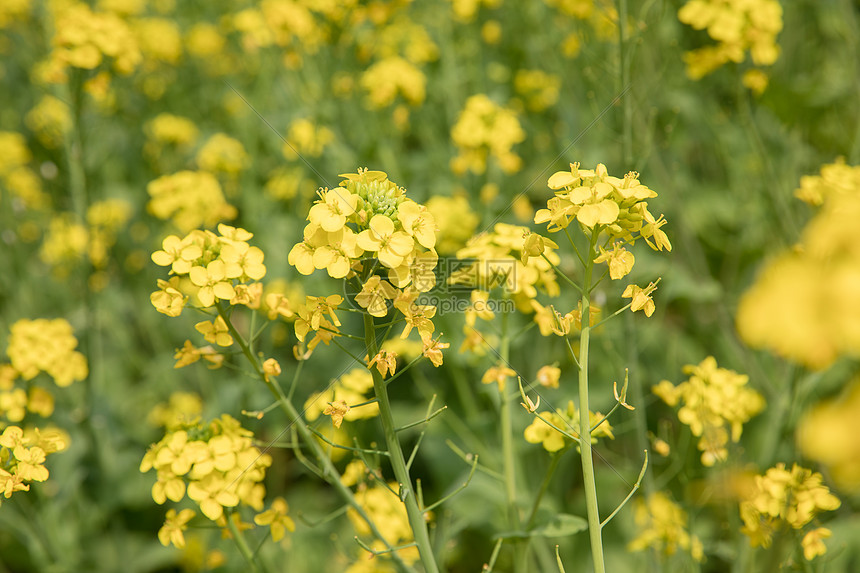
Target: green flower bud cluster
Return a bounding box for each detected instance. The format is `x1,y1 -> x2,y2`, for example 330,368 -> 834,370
339,169 -> 406,224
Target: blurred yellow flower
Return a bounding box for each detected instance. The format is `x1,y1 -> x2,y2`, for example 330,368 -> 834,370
25,96 -> 72,148
196,133 -> 249,176
6,318 -> 88,387
737,160 -> 860,369
739,463 -> 839,557
147,171 -> 236,232
360,56 -> 427,108
451,94 -> 525,175
797,377 -> 860,492
654,357 -> 763,466
628,492 -> 704,562
678,0 -> 782,81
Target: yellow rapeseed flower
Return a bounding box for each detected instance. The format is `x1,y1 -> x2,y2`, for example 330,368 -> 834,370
654,357 -> 763,466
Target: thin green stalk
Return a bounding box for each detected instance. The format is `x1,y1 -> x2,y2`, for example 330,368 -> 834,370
499,306 -> 517,520
498,302 -> 527,570
216,304 -> 413,573
224,509 -> 262,573
362,313 -> 440,573
526,449 -> 567,529
578,232 -> 606,573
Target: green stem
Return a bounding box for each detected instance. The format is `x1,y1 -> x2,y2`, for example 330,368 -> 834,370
526,449 -> 566,529
216,304 -> 413,573
499,302 -> 527,570
362,313 -> 440,573
578,233 -> 606,573
224,509 -> 262,573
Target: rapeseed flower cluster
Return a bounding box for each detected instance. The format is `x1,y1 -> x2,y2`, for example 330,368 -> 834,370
739,463 -> 840,561
514,69 -> 562,112
283,118 -> 334,160
360,57 -> 427,109
627,492 -> 704,562
5,318 -> 88,388
195,133 -> 249,178
144,113 -> 199,160
0,426 -> 68,508
737,160 -> 860,369
289,169 -> 446,364
653,357 -> 763,466
424,194 -> 479,255
25,95 -> 72,149
147,172 -> 237,233
524,400 -> 614,453
0,0 -> 30,28
678,0 -> 782,85
139,414 -> 272,522
38,1 -> 141,83
148,392 -> 204,430
39,199 -> 132,279
451,223 -> 560,309
133,17 -> 182,68
0,131 -> 49,209
534,162 -> 670,317
450,94 -> 526,175
797,377 -> 860,493
536,162 -> 670,251
150,223 -> 266,314
304,368 -> 380,428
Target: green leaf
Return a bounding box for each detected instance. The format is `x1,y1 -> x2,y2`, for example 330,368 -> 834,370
493,514 -> 588,541
530,514 -> 588,538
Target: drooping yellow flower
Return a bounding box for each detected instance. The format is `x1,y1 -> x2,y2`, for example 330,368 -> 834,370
535,365 -> 561,388
481,365 -> 516,392
355,276 -> 398,317
622,282 -> 658,317
195,317 -> 233,347
304,369 -> 379,424
158,508 -> 196,548
594,243 -> 635,280
254,497 -> 295,542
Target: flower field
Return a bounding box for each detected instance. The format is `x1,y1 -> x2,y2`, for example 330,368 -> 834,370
1,1 -> 859,572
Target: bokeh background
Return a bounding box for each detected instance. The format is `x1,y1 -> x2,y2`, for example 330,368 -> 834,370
1,0 -> 859,571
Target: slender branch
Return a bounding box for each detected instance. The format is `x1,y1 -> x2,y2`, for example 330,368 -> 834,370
397,405 -> 447,433
224,509 -> 262,573
541,253 -> 583,295
308,427 -> 390,456
563,226 -> 586,267
422,454 -> 479,513
446,440 -> 504,481
600,451 -> 648,529
525,449 -> 567,529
